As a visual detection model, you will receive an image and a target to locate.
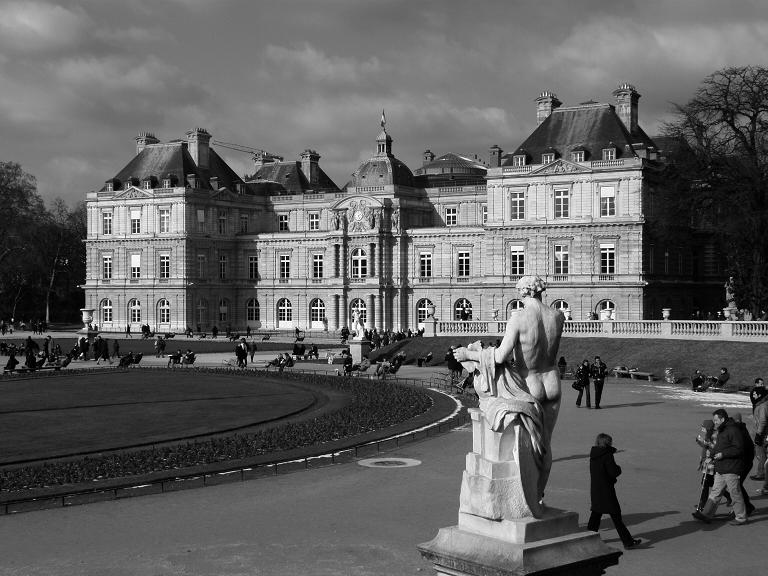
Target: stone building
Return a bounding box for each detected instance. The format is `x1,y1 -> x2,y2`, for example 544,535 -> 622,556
83,84 -> 721,332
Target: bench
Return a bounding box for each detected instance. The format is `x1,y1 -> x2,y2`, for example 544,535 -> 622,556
613,369 -> 656,381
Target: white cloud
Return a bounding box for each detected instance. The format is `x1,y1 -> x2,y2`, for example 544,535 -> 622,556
263,43 -> 382,84
0,1 -> 92,53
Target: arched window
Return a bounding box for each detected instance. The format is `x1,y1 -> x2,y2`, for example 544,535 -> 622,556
128,299 -> 141,323
596,299 -> 615,320
196,298 -> 208,326
551,300 -> 569,312
218,298 -> 229,322
101,299 -> 113,323
158,299 -> 170,324
247,298 -> 260,322
416,298 -> 434,326
310,298 -> 326,323
351,248 -> 368,279
454,298 -> 472,321
506,299 -> 524,318
277,298 -> 292,322
350,298 -> 367,324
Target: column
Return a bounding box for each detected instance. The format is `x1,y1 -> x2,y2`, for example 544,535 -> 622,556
341,292 -> 348,328
376,293 -> 383,330
369,243 -> 376,277
367,293 -> 375,330
332,294 -> 339,331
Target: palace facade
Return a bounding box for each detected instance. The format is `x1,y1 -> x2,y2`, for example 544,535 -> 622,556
83,84 -> 722,333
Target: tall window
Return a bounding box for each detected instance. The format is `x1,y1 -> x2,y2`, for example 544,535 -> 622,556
554,189 -> 569,218
350,298 -> 367,324
196,298 -> 207,325
158,299 -> 170,324
218,209 -> 227,234
277,298 -> 292,322
197,254 -> 206,278
551,300 -> 569,313
416,298 -> 434,325
218,299 -> 229,322
419,252 -> 432,277
196,209 -> 206,233
600,243 -> 616,274
310,298 -> 326,322
102,255 -> 112,279
510,246 -> 525,276
248,255 -> 258,280
313,253 -> 324,279
102,212 -> 113,235
130,254 -> 141,278
553,244 -> 569,275
159,254 -> 170,279
309,212 -> 320,231
351,248 -> 367,278
280,254 -> 291,279
600,187 -> 616,217
454,298 -> 472,320
159,208 -> 170,233
240,214 -> 249,233
247,298 -> 260,322
129,299 -> 141,323
481,204 -> 488,225
457,251 -> 470,277
445,206 -> 458,226
130,208 -> 141,234
510,191 -> 524,220
101,299 -> 113,323
219,255 -> 228,280
278,214 -> 289,231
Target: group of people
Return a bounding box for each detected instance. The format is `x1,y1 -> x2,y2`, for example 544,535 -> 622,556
339,326 -> 423,347
570,356 -> 609,409
691,367 -> 730,392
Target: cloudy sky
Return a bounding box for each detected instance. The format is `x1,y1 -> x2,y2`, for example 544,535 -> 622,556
1,0 -> 767,205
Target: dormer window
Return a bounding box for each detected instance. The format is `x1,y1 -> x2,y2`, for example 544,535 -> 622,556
571,151 -> 585,163
143,179 -> 152,190
542,153 -> 555,164
513,155 -> 527,167
105,182 -> 113,192
162,178 -> 171,189
602,148 -> 616,161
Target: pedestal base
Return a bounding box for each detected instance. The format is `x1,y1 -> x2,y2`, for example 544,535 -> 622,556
418,508 -> 621,576
349,340 -> 371,364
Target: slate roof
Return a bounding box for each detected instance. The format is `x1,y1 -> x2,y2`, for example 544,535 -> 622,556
413,152 -> 487,188
352,155 -> 415,188
503,103 -> 658,165
247,161 -> 341,195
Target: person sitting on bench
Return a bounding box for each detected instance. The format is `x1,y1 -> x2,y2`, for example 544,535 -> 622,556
304,343 -> 320,360
4,352 -> 19,372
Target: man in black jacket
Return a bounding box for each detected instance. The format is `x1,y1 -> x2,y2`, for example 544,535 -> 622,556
590,356 -> 608,409
693,408 -> 748,525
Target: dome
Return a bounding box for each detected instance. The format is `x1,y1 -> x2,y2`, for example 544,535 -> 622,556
351,117 -> 414,188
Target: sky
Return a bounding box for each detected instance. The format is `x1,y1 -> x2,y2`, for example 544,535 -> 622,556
1,0 -> 767,206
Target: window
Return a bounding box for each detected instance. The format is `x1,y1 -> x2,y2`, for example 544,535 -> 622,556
596,299 -> 615,320
310,298 -> 326,322
510,245 -> 525,276
219,255 -> 228,280
247,298 -> 260,322
458,251 -> 470,277
102,255 -> 112,279
240,214 -> 249,233
102,212 -> 113,235
554,189 -> 569,218
542,152 -> 555,164
553,244 -> 569,275
218,209 -> 227,234
196,209 -> 206,233
278,214 -> 289,231
600,243 -> 616,274
218,299 -> 229,322
416,298 -> 434,325
571,151 -> 585,163
351,248 -> 367,278
551,300 -> 569,312
196,298 -> 207,325
130,253 -> 141,278
159,254 -> 170,279
600,187 -> 616,217
277,298 -> 292,322
313,253 -> 323,279
350,298 -> 366,325
129,299 -> 141,323
163,178 -> 171,189
482,204 -> 488,225
158,299 -> 170,324
106,182 -> 113,192
446,207 -> 457,226
130,208 -> 141,234
101,299 -> 112,323
197,254 -> 207,278
513,155 -> 526,166
159,208 -> 170,233
248,255 -> 258,280
510,190 -> 524,220
506,299 -> 524,318
279,254 -> 290,279
602,148 -> 616,161
419,252 -> 432,277
454,298 -> 472,320
309,212 -> 320,231
143,180 -> 152,190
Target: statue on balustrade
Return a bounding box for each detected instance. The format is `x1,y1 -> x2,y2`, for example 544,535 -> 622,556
452,275 -> 565,519
725,276 -> 737,309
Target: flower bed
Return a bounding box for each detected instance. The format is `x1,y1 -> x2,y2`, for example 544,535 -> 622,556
0,368 -> 433,493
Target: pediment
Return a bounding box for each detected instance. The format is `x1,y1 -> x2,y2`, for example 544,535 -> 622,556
530,159 -> 591,175
113,186 -> 152,199
211,187 -> 238,201
330,194 -> 385,211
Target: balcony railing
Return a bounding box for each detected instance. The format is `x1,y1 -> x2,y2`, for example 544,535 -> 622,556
598,274 -> 615,281
417,277 -> 433,283
590,160 -> 625,168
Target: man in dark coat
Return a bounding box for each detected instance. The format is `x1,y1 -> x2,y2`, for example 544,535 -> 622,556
587,433 -> 641,549
590,356 -> 608,409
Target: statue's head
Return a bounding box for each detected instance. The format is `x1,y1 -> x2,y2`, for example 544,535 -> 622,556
516,275 -> 547,299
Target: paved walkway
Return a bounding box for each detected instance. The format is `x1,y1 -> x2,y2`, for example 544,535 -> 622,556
0,371 -> 764,575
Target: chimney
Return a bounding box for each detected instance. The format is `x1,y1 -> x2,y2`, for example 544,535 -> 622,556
613,83 -> 640,133
489,145 -> 503,168
536,91 -> 562,125
423,149 -> 435,166
300,149 -> 320,186
253,151 -> 283,171
136,131 -> 159,155
209,176 -> 219,190
186,128 -> 211,170
187,173 -> 197,189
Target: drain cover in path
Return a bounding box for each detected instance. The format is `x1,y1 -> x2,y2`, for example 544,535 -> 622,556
357,457 -> 421,468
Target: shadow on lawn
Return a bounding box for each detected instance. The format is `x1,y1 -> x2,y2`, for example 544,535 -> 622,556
600,401 -> 665,409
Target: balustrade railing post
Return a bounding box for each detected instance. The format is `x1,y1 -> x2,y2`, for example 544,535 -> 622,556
721,322 -> 734,338
660,322 -> 672,337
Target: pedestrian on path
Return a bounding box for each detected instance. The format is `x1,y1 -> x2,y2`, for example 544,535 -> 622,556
575,359 -> 591,408
590,356 -> 608,409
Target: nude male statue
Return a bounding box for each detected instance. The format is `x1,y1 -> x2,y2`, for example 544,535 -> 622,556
452,275 -> 564,502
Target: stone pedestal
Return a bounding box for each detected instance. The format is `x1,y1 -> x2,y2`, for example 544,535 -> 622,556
349,339 -> 370,364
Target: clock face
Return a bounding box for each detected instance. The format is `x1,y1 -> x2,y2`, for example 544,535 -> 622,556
353,209 -> 364,222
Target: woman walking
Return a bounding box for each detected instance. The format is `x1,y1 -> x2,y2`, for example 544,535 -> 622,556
588,433 -> 641,549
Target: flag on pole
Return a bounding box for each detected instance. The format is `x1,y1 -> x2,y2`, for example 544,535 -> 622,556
381,109 -> 386,128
